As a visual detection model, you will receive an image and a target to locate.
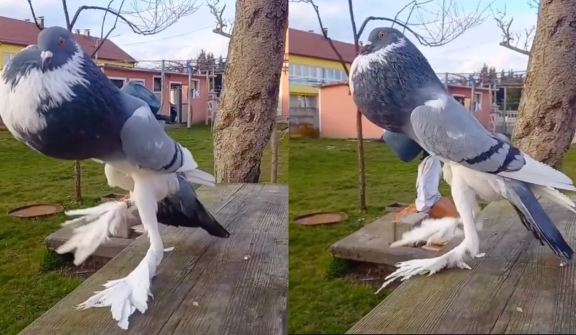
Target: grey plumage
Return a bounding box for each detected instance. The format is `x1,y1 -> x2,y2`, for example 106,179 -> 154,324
350,27 -> 575,262
350,27 -> 523,175
0,26 -> 228,238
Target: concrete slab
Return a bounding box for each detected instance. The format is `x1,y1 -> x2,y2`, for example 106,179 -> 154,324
330,212 -> 453,265
45,219 -> 141,260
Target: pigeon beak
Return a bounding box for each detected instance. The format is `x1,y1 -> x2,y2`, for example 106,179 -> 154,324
41,50 -> 53,73
360,41 -> 373,54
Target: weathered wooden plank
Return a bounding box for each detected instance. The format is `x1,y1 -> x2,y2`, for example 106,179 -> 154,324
19,183 -> 288,335
347,199 -> 576,334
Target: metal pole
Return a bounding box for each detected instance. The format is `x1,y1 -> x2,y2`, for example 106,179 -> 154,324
160,59 -> 165,114
187,62 -> 192,128
503,86 -> 507,135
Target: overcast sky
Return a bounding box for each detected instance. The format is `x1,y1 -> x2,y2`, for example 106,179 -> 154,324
289,0 -> 537,74
0,0 -> 234,64
0,0 -> 535,73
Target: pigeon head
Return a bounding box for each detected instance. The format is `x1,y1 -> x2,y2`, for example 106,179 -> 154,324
37,26 -> 78,73
359,27 -> 406,55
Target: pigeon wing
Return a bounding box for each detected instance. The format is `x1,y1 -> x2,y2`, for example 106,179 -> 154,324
119,94 -> 185,173
409,100 -> 525,174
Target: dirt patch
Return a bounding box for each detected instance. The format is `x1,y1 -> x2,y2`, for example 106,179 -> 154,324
345,261 -> 402,291
57,256 -> 110,280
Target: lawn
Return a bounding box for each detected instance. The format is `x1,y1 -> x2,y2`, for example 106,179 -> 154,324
288,137 -> 576,334
0,125 -> 288,335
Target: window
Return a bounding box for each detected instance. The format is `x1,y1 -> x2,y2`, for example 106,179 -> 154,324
453,95 -> 465,106
2,52 -> 15,66
190,79 -> 200,98
473,92 -> 482,112
289,63 -> 347,86
153,76 -> 162,92
129,78 -> 145,86
289,95 -> 317,108
108,77 -> 125,89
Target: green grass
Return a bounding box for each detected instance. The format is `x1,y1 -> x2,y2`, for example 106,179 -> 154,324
288,138 -> 576,334
0,125 -> 287,335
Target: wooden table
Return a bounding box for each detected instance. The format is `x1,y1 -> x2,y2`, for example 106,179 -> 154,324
347,199 -> 576,334
19,183 -> 288,335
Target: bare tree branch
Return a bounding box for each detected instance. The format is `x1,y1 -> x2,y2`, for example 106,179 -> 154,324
491,1 -> 538,56
69,0 -> 200,35
26,0 -> 43,30
207,0 -> 234,38
62,0 -> 71,30
92,0 -> 126,58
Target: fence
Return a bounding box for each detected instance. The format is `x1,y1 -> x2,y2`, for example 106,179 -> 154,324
289,107 -> 319,138
494,110 -> 517,136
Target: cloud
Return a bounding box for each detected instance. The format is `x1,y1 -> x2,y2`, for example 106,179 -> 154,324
0,0 -> 232,63
289,0 -> 537,73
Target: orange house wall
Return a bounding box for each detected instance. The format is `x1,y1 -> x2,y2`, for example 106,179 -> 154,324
319,85 -> 383,139
279,28 -> 289,116
102,67 -> 208,124
318,84 -> 493,139
449,86 -> 492,129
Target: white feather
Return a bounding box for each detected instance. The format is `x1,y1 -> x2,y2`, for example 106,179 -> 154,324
532,185 -> 576,213
57,201 -> 135,266
0,44 -> 89,137
390,217 -> 463,248
498,154 -> 576,192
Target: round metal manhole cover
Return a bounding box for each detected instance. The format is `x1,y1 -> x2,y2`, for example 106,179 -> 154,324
292,212 -> 348,226
7,203 -> 64,219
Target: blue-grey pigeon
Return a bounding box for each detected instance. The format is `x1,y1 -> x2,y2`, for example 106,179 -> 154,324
350,27 -> 576,291
0,26 -> 229,330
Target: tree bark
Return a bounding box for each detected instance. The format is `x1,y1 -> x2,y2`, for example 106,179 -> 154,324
213,0 -> 288,183
512,0 -> 576,168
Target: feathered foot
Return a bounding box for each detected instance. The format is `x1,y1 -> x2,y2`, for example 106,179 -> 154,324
376,241 -> 484,294
390,217 -> 463,248
76,246 -> 162,330
57,201 -> 133,265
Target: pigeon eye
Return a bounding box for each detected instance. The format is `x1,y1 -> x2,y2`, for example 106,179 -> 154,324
378,31 -> 387,39
58,37 -> 65,46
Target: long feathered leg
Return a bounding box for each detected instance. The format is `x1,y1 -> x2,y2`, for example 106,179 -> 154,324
56,201 -> 135,265
76,176 -> 165,330
377,171 -> 482,293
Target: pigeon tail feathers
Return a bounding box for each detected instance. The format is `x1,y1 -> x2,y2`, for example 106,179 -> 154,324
505,179 -> 574,262
157,174 -> 229,238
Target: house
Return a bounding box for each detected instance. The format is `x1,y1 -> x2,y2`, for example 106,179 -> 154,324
0,15 -> 212,125
101,65 -> 209,124
317,82 -> 496,139
287,28 -> 355,109
0,15 -> 136,68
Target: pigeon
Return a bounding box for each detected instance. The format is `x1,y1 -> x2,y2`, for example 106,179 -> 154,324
349,27 -> 576,291
0,26 -> 230,330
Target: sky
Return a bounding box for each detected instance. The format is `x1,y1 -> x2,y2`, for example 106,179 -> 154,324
0,0 -> 536,72
289,0 -> 537,74
0,0 -> 235,65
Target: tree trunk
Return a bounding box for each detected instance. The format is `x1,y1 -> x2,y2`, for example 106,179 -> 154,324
512,0 -> 576,168
213,0 -> 288,183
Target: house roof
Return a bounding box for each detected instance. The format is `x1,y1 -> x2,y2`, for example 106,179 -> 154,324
100,64 -> 206,78
0,16 -> 136,63
288,28 -> 357,63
